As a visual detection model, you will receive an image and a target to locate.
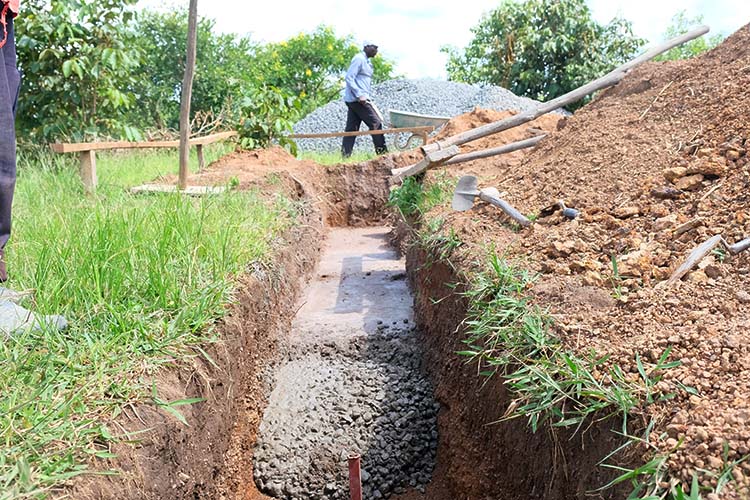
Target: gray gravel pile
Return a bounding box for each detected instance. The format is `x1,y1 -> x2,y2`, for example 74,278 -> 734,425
254,323 -> 438,499
293,78 -> 547,154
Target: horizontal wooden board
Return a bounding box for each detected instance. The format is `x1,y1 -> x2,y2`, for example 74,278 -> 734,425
288,126 -> 434,139
51,131 -> 237,154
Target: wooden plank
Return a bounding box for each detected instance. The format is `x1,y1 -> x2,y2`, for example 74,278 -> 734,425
189,131 -> 237,145
422,72 -> 626,154
79,150 -> 97,192
51,131 -> 237,154
288,126 -> 434,139
423,25 -> 710,155
52,141 -> 179,153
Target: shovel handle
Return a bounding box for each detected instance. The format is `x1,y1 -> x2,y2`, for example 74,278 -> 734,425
728,237 -> 750,255
479,190 -> 532,228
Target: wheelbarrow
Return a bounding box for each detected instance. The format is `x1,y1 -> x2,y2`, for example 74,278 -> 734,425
287,109 -> 450,152
388,109 -> 450,150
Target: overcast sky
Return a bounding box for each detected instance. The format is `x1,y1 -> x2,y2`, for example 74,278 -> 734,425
138,0 -> 750,79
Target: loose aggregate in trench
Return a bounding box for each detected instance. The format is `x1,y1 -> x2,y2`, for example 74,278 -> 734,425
254,227 -> 438,499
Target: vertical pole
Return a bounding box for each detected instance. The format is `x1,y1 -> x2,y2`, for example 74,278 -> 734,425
178,0 -> 199,190
196,144 -> 205,171
79,150 -> 97,192
348,454 -> 362,500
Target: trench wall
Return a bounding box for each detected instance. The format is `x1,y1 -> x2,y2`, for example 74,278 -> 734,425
65,186 -> 323,500
405,244 -> 633,500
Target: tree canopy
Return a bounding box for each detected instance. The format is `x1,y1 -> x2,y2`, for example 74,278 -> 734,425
16,0 -> 141,140
14,5 -> 396,142
252,26 -> 395,117
443,0 -> 645,107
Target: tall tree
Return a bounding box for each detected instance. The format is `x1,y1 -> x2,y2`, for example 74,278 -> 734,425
179,0 -> 198,190
443,0 -> 645,108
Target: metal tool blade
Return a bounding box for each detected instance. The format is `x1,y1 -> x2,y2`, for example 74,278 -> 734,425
452,175 -> 480,211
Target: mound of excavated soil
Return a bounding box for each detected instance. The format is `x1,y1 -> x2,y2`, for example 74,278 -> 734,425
419,24 -> 750,497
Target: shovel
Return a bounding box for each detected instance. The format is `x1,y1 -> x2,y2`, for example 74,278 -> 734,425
452,176 -> 532,228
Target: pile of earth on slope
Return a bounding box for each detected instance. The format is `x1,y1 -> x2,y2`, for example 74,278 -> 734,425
415,23 -> 750,499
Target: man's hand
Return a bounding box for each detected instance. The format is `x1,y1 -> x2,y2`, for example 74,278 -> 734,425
358,96 -> 367,103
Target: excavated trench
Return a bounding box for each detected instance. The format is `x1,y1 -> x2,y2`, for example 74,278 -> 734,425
231,160 -> 628,500
253,227 -> 438,499
67,156 -> 627,499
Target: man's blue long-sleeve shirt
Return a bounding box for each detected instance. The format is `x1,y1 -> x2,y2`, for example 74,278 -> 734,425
343,51 -> 373,103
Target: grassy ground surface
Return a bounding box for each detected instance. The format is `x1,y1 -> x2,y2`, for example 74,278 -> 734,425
0,144 -> 298,499
297,150 -> 377,165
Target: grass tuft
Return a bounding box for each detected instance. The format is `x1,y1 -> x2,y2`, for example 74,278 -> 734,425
460,251 -> 677,434
388,174 -> 454,218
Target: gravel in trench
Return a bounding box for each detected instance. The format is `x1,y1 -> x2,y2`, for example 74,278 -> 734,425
254,227 -> 438,499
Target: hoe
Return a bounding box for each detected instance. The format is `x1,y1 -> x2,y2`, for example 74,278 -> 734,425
452,175 -> 532,228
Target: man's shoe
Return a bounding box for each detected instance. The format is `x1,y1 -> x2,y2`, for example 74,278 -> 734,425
0,301 -> 68,337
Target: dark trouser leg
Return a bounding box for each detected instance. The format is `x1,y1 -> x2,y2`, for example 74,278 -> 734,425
0,17 -> 20,281
361,102 -> 387,155
341,103 -> 362,158
343,101 -> 388,156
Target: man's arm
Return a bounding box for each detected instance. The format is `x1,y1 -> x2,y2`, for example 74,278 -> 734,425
345,56 -> 367,102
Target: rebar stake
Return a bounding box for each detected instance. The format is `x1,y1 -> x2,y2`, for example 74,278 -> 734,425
348,454 -> 362,500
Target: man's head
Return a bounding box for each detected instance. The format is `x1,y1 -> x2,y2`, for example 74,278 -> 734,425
363,40 -> 378,58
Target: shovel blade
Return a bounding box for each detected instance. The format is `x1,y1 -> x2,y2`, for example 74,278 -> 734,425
452,175 -> 480,211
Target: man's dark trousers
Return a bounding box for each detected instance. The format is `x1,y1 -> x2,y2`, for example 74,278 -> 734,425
0,15 -> 19,264
341,100 -> 387,157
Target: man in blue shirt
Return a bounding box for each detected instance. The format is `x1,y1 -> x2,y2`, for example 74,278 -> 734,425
341,41 -> 387,158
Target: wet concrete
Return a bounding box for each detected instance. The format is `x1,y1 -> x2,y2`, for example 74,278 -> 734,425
254,227 -> 438,499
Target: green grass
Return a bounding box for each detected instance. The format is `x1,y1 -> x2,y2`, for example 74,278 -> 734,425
388,174 -> 454,218
453,250 -> 713,497
297,150 -> 377,165
0,144 -> 296,498
459,251 -> 678,433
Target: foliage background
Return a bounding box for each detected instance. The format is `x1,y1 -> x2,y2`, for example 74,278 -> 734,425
14,5 -> 396,142
442,0 -> 646,109
13,1 -> 723,142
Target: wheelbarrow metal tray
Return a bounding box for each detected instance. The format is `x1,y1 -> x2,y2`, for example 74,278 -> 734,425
389,109 -> 450,128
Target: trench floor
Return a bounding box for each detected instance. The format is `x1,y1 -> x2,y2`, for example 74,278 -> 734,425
254,227 -> 438,500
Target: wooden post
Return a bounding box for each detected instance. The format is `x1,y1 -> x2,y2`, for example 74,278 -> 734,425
196,144 -> 205,171
79,150 -> 97,192
178,0 -> 199,190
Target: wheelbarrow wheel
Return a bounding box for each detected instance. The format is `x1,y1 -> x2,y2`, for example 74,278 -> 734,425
395,133 -> 428,151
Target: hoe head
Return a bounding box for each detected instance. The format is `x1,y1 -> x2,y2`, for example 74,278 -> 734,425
452,175 -> 480,211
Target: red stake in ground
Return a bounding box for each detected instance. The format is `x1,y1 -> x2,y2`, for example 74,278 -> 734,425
348,454 -> 363,500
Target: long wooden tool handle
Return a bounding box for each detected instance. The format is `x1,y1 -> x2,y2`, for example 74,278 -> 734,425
444,135 -> 545,166
423,25 -> 710,154
479,190 -> 532,228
